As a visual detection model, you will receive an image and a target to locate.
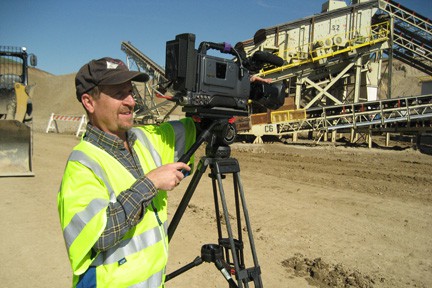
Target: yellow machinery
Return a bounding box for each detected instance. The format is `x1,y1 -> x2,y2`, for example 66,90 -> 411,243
0,46 -> 37,176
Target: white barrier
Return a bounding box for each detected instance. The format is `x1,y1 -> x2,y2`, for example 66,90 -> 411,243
46,113 -> 86,137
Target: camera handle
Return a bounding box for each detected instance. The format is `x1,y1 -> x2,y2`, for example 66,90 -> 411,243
198,41 -> 235,56
197,41 -> 247,79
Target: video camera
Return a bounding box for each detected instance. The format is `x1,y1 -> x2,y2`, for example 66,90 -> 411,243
164,33 -> 286,119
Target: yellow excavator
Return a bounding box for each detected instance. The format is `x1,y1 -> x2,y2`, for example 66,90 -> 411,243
0,46 -> 37,176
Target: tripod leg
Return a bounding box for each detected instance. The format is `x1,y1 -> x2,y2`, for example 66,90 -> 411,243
211,158 -> 260,287
212,175 -> 224,241
213,170 -> 244,288
165,256 -> 203,282
168,157 -> 210,241
234,171 -> 263,288
211,159 -> 263,288
233,176 -> 245,269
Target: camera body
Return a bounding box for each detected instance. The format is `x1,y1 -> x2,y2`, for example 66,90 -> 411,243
166,33 -> 250,117
165,33 -> 286,118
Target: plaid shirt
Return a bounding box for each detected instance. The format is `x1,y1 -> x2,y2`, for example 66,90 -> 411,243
84,123 -> 158,251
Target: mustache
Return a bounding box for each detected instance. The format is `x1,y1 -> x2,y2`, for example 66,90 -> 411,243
119,107 -> 133,114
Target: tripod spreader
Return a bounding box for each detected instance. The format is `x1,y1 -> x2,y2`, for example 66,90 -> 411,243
164,256 -> 203,282
202,244 -> 238,288
166,244 -> 239,288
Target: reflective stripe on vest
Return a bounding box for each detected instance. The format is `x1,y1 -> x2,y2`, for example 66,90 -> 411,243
129,268 -> 164,288
67,134 -> 170,266
68,150 -> 117,203
92,221 -> 168,266
62,122 -> 193,286
66,148 -> 168,267
131,127 -> 162,167
63,198 -> 109,250
169,121 -> 186,162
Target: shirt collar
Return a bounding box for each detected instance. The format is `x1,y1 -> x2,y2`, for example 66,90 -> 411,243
84,123 -> 137,151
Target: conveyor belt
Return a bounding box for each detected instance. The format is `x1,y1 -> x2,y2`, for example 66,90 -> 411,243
240,94 -> 432,143
121,41 -> 167,81
121,41 -> 175,123
379,0 -> 432,75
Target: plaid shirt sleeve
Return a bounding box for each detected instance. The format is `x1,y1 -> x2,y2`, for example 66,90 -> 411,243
93,176 -> 157,251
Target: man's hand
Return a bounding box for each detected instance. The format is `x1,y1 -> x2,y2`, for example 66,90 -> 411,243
146,162 -> 191,191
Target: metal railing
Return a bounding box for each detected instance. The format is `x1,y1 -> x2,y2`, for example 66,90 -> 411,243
256,21 -> 390,78
273,94 -> 432,135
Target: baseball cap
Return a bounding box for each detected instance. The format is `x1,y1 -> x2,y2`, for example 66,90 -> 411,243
75,57 -> 150,102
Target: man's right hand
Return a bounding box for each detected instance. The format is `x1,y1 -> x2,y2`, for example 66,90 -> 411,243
146,162 -> 191,191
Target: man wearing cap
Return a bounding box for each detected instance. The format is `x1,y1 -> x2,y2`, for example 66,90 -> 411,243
57,57 -> 196,287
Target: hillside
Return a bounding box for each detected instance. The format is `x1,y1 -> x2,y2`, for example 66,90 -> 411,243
379,59 -> 426,98
28,68 -> 82,132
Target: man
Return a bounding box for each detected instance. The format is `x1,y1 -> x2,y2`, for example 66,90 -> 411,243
58,57 -> 196,287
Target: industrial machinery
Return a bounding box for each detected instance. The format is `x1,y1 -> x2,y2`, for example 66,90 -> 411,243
235,0 -> 432,143
0,46 -> 37,176
121,0 -> 432,146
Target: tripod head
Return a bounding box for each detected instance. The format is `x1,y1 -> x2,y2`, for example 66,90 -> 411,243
204,118 -> 236,158
179,117 -> 237,165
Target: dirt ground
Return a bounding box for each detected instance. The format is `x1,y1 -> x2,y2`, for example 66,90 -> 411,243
1,63 -> 431,287
1,130 -> 431,288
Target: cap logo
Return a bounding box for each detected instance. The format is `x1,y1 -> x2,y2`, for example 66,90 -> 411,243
106,61 -> 119,69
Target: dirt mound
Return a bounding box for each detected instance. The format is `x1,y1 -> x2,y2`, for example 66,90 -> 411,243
379,59 -> 425,98
28,68 -> 81,132
282,253 -> 379,287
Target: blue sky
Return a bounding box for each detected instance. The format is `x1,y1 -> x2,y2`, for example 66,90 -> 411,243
1,0 -> 430,75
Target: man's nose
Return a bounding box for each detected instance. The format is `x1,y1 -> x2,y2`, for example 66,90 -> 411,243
123,93 -> 135,106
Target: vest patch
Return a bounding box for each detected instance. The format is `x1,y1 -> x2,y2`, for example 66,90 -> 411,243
118,257 -> 127,265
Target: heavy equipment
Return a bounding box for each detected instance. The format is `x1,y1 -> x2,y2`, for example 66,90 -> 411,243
234,0 -> 432,144
0,46 -> 37,176
120,0 -> 432,146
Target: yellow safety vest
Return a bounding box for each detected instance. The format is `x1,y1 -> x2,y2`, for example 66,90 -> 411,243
58,119 -> 195,287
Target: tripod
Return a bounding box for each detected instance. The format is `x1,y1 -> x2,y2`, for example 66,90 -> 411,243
166,119 -> 263,288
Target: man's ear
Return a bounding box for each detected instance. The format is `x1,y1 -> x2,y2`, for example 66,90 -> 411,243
81,93 -> 95,113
